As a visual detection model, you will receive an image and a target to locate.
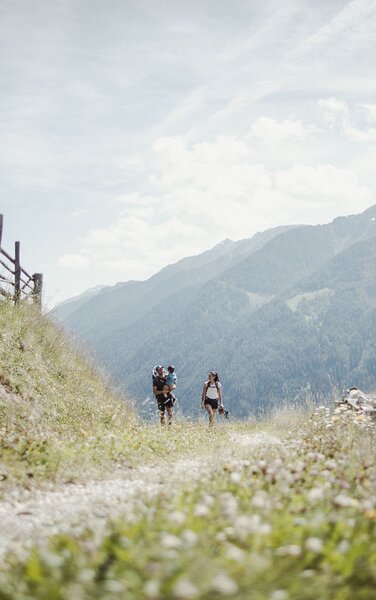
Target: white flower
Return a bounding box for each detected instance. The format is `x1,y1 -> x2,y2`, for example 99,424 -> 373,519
225,543 -> 245,562
105,580 -> 126,593
300,570 -> 315,578
259,523 -> 272,535
230,472 -> 242,484
169,511 -> 186,525
182,530 -> 197,545
144,580 -> 160,598
333,495 -> 358,508
234,514 -> 260,538
220,493 -> 238,519
211,573 -> 238,595
307,487 -> 324,503
173,579 -> 199,599
194,504 -> 210,517
305,537 -> 323,553
325,459 -> 337,470
276,545 -> 301,556
161,533 -> 182,549
337,539 -> 350,554
270,591 -> 288,600
251,490 -> 270,509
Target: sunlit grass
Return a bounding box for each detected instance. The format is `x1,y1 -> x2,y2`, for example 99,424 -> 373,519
1,410 -> 375,599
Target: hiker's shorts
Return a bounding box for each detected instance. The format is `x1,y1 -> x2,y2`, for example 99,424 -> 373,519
204,397 -> 219,410
157,396 -> 174,412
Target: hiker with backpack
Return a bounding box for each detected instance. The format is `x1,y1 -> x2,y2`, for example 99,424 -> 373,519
201,371 -> 223,427
152,365 -> 174,426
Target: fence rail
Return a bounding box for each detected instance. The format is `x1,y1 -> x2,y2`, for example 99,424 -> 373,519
0,214 -> 43,307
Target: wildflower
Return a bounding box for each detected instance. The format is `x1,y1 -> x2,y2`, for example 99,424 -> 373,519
325,459 -> 337,470
161,533 -> 182,549
169,511 -> 186,525
251,490 -> 270,509
173,579 -> 199,599
337,540 -> 350,554
194,504 -> 209,517
307,487 -> 324,503
300,570 -> 315,578
182,529 -> 198,545
230,471 -> 242,484
270,591 -> 288,600
234,514 -> 260,538
220,493 -> 238,518
225,543 -> 246,562
333,495 -> 358,508
211,573 -> 238,595
305,537 -> 323,553
105,580 -> 126,593
144,580 -> 160,598
276,545 -> 301,556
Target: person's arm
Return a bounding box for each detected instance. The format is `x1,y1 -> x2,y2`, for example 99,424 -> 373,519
153,385 -> 166,396
218,385 -> 223,406
201,384 -> 206,406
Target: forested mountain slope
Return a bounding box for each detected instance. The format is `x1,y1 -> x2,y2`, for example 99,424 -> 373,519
53,206 -> 376,416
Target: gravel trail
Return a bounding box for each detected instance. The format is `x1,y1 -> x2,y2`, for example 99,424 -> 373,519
0,431 -> 281,563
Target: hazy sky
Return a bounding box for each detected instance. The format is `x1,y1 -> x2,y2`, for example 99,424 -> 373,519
1,0 -> 376,305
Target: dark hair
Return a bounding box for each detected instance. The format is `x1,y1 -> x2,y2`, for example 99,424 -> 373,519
168,365 -> 175,373
208,370 -> 219,383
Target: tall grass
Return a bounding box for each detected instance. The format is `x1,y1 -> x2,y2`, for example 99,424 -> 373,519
0,302 -> 228,488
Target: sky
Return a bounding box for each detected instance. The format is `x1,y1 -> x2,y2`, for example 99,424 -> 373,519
1,0 -> 376,306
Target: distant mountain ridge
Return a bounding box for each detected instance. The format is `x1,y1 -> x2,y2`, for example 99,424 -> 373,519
52,205 -> 376,417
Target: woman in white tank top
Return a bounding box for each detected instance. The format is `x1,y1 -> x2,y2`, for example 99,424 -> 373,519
201,371 -> 223,427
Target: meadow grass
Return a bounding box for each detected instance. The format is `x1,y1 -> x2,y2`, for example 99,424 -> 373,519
1,409 -> 375,599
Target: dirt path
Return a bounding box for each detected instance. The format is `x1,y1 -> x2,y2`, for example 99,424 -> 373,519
0,431 -> 281,564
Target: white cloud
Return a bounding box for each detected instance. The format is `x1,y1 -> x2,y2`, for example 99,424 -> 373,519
318,98 -> 348,114
250,117 -> 307,142
58,254 -> 90,269
295,0 -> 376,55
318,97 -> 349,129
275,164 -> 371,206
343,124 -> 376,142
67,120 -> 371,285
361,103 -> 376,122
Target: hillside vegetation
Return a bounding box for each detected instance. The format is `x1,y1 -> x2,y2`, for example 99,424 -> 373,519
0,302 -> 218,489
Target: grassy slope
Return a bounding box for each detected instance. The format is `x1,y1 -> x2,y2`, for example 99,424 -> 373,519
0,302 -> 222,489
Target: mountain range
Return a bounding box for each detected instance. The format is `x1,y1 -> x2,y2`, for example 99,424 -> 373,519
52,205 -> 376,417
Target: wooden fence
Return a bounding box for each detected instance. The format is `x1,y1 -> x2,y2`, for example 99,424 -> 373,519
0,214 -> 43,307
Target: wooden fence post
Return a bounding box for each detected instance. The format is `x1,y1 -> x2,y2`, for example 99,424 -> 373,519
33,273 -> 43,307
14,241 -> 21,305
0,214 -> 3,249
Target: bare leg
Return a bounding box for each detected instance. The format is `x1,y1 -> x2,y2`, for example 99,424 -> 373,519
159,409 -> 166,426
205,404 -> 217,428
166,405 -> 173,426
